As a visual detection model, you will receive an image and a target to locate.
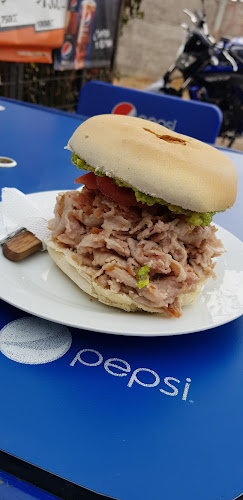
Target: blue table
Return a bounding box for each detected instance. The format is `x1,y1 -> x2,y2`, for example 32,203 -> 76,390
0,98 -> 87,194
0,98 -> 243,500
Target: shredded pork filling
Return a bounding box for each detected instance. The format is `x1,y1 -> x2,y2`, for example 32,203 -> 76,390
49,188 -> 225,317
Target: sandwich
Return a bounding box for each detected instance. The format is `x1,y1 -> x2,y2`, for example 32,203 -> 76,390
46,114 -> 237,318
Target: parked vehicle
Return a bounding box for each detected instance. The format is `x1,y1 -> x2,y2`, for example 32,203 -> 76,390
148,0 -> 243,146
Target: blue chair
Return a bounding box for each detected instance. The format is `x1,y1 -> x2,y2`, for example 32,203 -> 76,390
77,80 -> 222,143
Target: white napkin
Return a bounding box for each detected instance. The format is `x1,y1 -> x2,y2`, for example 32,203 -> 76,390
0,188 -> 54,250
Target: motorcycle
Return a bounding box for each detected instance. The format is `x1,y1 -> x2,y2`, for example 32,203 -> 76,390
149,0 -> 243,147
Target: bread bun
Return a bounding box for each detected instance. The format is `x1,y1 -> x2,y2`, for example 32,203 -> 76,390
46,239 -> 205,315
67,114 -> 237,213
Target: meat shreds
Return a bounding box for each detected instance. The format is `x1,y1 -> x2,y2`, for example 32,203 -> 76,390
49,188 -> 225,317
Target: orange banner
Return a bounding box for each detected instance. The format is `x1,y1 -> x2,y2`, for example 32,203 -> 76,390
0,1 -> 68,63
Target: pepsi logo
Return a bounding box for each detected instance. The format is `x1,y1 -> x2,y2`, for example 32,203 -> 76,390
111,102 -> 177,130
0,317 -> 72,365
61,40 -> 73,59
70,0 -> 78,8
112,102 -> 137,117
84,11 -> 92,26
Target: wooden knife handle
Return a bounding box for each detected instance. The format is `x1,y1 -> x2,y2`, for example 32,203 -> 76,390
2,230 -> 42,262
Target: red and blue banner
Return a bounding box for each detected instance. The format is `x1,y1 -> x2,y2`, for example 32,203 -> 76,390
54,0 -> 122,70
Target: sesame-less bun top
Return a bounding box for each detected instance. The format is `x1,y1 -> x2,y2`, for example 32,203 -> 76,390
67,114 -> 238,213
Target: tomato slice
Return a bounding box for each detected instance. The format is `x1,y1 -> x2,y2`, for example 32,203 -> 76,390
74,172 -> 141,207
96,176 -> 141,207
74,172 -> 98,189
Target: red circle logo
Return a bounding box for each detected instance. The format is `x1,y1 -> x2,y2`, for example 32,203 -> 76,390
61,41 -> 73,59
112,102 -> 137,117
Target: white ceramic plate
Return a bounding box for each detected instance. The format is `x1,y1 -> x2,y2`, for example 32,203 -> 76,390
0,191 -> 243,336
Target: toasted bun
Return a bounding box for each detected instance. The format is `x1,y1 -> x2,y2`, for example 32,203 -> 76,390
67,114 -> 237,213
46,239 -> 205,314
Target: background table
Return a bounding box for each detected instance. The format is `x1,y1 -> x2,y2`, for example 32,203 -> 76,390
0,98 -> 243,500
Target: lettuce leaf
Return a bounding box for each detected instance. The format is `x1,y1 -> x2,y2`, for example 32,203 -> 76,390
136,265 -> 150,289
